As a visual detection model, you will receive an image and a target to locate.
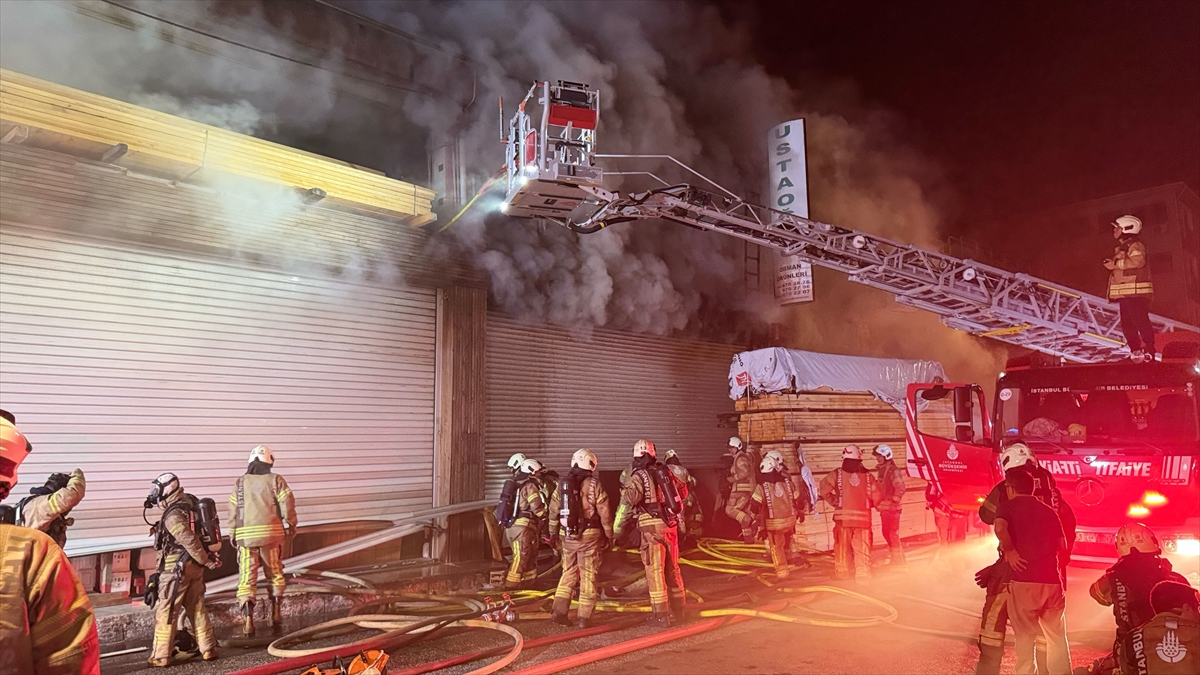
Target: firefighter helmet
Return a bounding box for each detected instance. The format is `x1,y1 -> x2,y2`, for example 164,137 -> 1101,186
248,445 -> 274,465
0,414 -> 31,499
728,436 -> 745,451
518,458 -> 543,475
764,449 -> 785,465
842,445 -> 863,460
1116,522 -> 1161,556
1000,443 -> 1037,470
571,448 -> 597,471
873,444 -> 894,460
507,453 -> 527,472
1113,215 -> 1142,236
633,439 -> 656,458
760,453 -> 783,473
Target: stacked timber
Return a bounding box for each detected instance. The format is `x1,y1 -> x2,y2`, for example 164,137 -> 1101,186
735,389 -> 935,551
0,69 -> 436,225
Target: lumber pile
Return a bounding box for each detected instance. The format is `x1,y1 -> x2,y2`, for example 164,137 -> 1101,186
0,69 -> 436,225
735,389 -> 937,551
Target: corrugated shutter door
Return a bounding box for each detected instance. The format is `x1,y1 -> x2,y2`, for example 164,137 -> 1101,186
485,315 -> 738,497
0,227 -> 436,553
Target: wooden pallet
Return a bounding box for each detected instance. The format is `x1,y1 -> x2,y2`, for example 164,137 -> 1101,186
0,69 -> 436,225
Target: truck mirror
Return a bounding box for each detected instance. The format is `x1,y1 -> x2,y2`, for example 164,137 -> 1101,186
954,387 -> 975,443
920,385 -> 949,401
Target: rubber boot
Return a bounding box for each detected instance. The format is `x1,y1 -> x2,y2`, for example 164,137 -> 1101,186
650,610 -> 672,628
147,658 -> 171,668
241,600 -> 256,637
669,596 -> 686,625
974,643 -> 1003,675
270,596 -> 283,628
202,649 -> 218,662
577,616 -> 591,629
550,610 -> 572,626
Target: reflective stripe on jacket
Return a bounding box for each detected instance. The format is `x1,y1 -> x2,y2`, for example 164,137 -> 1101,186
18,469 -> 86,544
228,473 -> 297,548
818,469 -> 880,528
1108,237 -> 1154,299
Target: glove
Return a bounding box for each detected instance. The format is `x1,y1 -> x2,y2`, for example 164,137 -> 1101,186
144,572 -> 160,607
974,563 -> 995,589
204,554 -> 220,570
549,534 -> 560,550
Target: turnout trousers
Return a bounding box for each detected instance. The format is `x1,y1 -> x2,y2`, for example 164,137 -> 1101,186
505,522 -> 540,586
879,510 -> 905,564
766,527 -> 792,578
552,529 -> 605,619
725,490 -> 756,539
976,584 -> 1047,675
832,523 -> 872,582
236,545 -> 285,607
640,521 -> 685,614
151,555 -> 215,662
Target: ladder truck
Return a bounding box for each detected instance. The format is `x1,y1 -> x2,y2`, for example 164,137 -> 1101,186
500,80 -> 1200,570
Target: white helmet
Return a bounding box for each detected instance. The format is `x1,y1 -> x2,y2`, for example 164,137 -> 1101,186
147,472 -> 181,507
764,449 -> 785,465
873,444 -> 894,461
633,439 -> 656,458
518,458 -> 544,475
728,436 -> 744,451
1116,522 -> 1161,556
571,448 -> 597,471
842,444 -> 862,460
507,453 -> 527,472
0,414 -> 31,498
760,453 -> 783,473
1113,215 -> 1142,236
1000,442 -> 1037,471
249,444 -> 274,465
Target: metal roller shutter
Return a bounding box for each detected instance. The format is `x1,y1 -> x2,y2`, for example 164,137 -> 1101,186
0,226 -> 436,554
485,315 -> 739,497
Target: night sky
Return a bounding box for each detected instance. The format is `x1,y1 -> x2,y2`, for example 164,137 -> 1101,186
735,0 -> 1199,234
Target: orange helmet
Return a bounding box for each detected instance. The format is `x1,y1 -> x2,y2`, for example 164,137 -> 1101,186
1116,522 -> 1161,557
1,414 -> 32,499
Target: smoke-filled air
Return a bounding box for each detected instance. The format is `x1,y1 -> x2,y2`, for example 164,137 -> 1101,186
0,0 -> 1004,382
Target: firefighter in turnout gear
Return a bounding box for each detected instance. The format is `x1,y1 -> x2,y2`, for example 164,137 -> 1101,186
228,445 -> 297,637
872,445 -> 906,566
1104,215 -> 1157,362
751,452 -> 801,579
16,468 -> 86,548
0,411 -> 101,675
146,472 -> 219,667
1084,524 -> 1190,675
664,449 -> 704,542
549,449 -> 614,628
724,436 -> 758,544
1114,581 -> 1199,675
818,445 -> 881,584
614,439 -> 688,627
505,458 -> 548,589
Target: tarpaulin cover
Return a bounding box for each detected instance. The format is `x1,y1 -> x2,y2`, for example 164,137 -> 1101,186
729,348 -> 947,413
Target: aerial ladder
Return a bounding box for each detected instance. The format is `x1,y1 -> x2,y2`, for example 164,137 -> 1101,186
499,81 -> 1199,363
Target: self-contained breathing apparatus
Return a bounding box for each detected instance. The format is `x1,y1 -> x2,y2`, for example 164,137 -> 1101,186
143,476 -> 222,608
635,462 -> 684,526
559,472 -> 605,538
496,477 -> 522,528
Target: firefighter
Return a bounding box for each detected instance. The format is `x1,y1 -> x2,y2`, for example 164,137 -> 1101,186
613,439 -> 688,627
505,458 -> 547,589
664,449 -> 704,543
1084,523 -> 1190,675
0,411 -> 101,675
724,436 -> 758,544
818,445 -> 881,584
549,448 -> 614,629
1104,215 -> 1156,362
15,468 -> 86,548
507,453 -> 527,477
1114,581 -> 1199,675
872,444 -> 906,566
981,443 -> 1078,576
540,467 -> 562,554
146,472 -> 219,666
751,451 -> 801,579
228,445 -> 297,637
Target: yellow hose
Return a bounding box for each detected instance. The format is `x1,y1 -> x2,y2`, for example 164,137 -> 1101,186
699,585 -> 899,629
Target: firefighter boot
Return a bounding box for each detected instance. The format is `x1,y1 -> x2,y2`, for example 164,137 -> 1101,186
577,616 -> 591,629
202,649 -> 218,662
650,610 -> 672,628
550,610 -> 572,627
271,596 -> 283,629
669,596 -> 686,625
241,600 -> 256,637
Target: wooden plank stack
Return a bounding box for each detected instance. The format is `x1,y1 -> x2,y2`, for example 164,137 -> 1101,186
735,389 -> 936,551
0,69 -> 436,225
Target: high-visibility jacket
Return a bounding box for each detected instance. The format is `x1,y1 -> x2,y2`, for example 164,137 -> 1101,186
751,474 -> 799,531
0,523 -> 101,675
512,478 -> 547,529
1108,237 -> 1154,300
1116,607 -> 1199,675
875,460 -> 906,512
614,465 -> 689,532
727,452 -> 757,494
818,468 -> 880,529
17,469 -> 86,547
228,472 -> 297,549
549,469 -> 614,540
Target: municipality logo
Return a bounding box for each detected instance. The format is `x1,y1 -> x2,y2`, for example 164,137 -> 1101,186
1156,627 -> 1187,663
947,446 -> 960,461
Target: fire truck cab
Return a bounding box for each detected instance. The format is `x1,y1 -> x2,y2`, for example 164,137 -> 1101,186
906,356 -> 1200,577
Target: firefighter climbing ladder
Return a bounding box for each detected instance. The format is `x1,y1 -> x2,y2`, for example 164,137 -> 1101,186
501,81 -> 1199,364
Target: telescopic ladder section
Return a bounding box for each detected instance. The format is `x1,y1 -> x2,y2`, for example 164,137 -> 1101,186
561,184 -> 1198,363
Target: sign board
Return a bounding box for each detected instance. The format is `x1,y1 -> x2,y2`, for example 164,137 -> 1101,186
769,119 -> 813,303
775,259 -> 814,304
768,119 -> 809,218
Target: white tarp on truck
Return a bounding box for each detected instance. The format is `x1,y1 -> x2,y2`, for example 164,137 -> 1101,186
729,347 -> 946,413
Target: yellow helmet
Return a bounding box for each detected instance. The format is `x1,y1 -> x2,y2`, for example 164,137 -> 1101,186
1116,523 -> 1161,557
